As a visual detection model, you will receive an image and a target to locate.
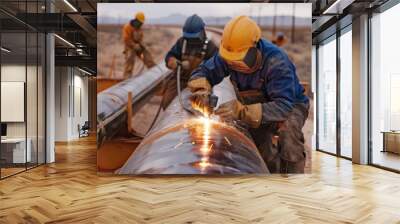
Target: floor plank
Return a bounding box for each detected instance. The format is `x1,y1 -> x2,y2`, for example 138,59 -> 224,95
0,136 -> 399,223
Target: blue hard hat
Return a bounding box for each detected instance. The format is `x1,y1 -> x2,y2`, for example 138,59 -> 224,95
183,14 -> 205,39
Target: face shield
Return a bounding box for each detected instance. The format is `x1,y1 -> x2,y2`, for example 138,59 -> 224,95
184,30 -> 206,44
225,47 -> 262,74
130,19 -> 143,29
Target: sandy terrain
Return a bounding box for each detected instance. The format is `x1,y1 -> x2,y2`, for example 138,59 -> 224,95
262,27 -> 312,85
97,25 -> 181,78
98,24 -> 311,87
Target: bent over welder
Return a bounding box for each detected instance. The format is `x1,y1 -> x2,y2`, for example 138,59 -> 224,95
188,16 -> 310,174
162,14 -> 218,109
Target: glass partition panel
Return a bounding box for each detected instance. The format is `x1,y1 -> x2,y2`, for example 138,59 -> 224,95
0,1 -> 47,179
339,28 -> 352,158
27,30 -> 38,169
1,31 -> 27,177
317,36 -> 337,154
371,3 -> 400,171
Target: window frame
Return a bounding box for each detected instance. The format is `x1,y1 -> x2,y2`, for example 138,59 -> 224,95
315,23 -> 353,160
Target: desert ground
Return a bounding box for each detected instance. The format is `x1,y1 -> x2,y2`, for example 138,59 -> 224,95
97,24 -> 181,78
263,27 -> 312,85
98,25 -> 311,84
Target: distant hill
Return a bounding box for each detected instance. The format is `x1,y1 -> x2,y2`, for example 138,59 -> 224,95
98,13 -> 311,28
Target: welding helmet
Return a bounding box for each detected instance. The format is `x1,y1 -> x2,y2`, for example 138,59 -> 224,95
183,14 -> 206,41
219,16 -> 262,74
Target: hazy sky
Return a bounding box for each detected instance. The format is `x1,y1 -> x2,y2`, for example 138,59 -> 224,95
98,3 -> 311,19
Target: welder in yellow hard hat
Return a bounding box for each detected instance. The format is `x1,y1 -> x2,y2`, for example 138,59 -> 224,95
122,12 -> 155,78
187,16 -> 309,173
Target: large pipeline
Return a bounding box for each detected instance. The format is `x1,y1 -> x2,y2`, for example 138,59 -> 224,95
97,63 -> 171,145
116,79 -> 269,174
100,29 -> 268,174
97,28 -> 223,145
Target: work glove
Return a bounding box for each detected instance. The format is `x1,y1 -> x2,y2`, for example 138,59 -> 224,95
167,57 -> 178,70
187,77 -> 212,115
215,100 -> 262,128
187,77 -> 211,94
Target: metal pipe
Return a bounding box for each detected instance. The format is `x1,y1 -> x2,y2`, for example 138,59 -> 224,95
116,79 -> 269,174
97,63 -> 170,144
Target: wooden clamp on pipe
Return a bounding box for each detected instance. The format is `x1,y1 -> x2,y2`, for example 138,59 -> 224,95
108,54 -> 116,78
127,91 -> 133,133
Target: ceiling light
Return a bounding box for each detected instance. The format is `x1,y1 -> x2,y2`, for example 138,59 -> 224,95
323,0 -> 355,15
76,48 -> 86,55
54,34 -> 75,48
78,67 -> 93,76
63,0 -> 78,12
1,47 -> 11,53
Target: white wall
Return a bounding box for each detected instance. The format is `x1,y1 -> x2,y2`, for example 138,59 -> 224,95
54,67 -> 89,141
1,63 -> 46,164
1,65 -> 25,139
0,65 -> 39,138
55,67 -> 69,141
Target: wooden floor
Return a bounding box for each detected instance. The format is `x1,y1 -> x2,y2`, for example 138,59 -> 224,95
1,137 -> 400,223
372,151 -> 400,171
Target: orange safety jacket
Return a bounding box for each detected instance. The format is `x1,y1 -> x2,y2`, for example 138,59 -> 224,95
122,23 -> 143,47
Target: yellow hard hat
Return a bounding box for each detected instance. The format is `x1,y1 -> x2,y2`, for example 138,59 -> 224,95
135,12 -> 145,23
219,16 -> 261,62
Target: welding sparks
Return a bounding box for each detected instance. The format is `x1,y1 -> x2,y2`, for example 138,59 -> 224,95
199,117 -> 211,154
199,117 -> 212,172
191,100 -> 210,118
199,157 -> 211,169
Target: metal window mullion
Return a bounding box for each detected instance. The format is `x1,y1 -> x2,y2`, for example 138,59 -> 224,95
73,68 -> 75,118
68,68 -> 71,118
59,67 -> 62,117
80,88 -> 82,117
367,11 -> 373,165
25,0 -> 28,171
36,0 -> 39,167
44,32 -> 47,165
316,44 -> 320,151
336,27 -> 341,157
0,22 -> 2,179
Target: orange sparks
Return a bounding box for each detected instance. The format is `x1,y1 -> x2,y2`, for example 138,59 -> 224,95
199,117 -> 212,171
191,100 -> 210,118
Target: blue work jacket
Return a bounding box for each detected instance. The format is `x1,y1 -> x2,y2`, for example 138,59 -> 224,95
191,38 -> 309,123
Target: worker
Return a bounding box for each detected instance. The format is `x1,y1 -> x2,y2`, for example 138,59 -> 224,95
162,14 -> 218,109
122,12 -> 155,79
272,32 -> 288,47
187,16 -> 309,173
